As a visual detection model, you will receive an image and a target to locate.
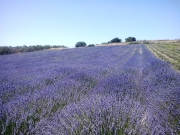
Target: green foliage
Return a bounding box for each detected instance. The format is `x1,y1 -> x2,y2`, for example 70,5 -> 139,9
45,78 -> 55,85
0,45 -> 66,55
143,41 -> 151,44
148,43 -> 180,71
128,41 -> 141,44
125,37 -> 136,42
110,37 -> 122,43
88,44 -> 95,47
75,42 -> 87,47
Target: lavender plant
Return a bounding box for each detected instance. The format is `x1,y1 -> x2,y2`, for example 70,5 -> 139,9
0,45 -> 179,135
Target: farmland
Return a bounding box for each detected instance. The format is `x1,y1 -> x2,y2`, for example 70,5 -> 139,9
0,45 -> 180,134
148,43 -> 180,71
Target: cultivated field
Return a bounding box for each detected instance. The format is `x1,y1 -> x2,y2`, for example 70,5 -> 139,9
0,45 -> 180,135
148,43 -> 180,71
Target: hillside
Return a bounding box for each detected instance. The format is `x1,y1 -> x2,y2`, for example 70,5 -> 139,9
0,45 -> 180,134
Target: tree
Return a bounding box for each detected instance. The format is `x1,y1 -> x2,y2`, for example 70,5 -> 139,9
88,44 -> 95,47
0,45 -> 67,55
110,37 -> 122,43
75,41 -> 87,47
125,37 -> 136,42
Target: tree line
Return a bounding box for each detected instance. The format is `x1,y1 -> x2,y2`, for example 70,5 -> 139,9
75,42 -> 95,48
75,37 -> 136,47
0,45 -> 66,55
105,37 -> 136,43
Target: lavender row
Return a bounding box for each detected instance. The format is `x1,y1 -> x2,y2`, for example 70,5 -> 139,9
0,45 -> 134,134
36,45 -> 180,134
0,45 -> 180,134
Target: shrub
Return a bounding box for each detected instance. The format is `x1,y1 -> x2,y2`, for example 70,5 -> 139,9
88,44 -> 95,47
110,38 -> 122,43
0,45 -> 66,55
75,42 -> 87,47
125,37 -> 136,42
128,41 -> 141,44
143,41 -> 151,44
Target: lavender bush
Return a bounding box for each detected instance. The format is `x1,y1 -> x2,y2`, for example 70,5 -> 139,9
0,45 -> 179,135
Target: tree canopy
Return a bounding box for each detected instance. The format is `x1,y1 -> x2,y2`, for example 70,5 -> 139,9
0,45 -> 66,55
125,37 -> 136,42
75,42 -> 87,47
88,44 -> 95,47
110,38 -> 122,43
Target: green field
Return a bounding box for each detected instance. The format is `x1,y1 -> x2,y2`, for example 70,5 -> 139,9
147,43 -> 180,71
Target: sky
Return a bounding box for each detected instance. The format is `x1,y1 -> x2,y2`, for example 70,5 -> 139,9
0,0 -> 180,48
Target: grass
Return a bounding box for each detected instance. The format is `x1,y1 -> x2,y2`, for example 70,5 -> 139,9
147,42 -> 180,71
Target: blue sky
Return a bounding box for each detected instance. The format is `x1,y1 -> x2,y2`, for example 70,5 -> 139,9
0,0 -> 180,48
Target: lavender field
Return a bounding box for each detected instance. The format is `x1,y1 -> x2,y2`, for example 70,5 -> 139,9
0,45 -> 180,135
